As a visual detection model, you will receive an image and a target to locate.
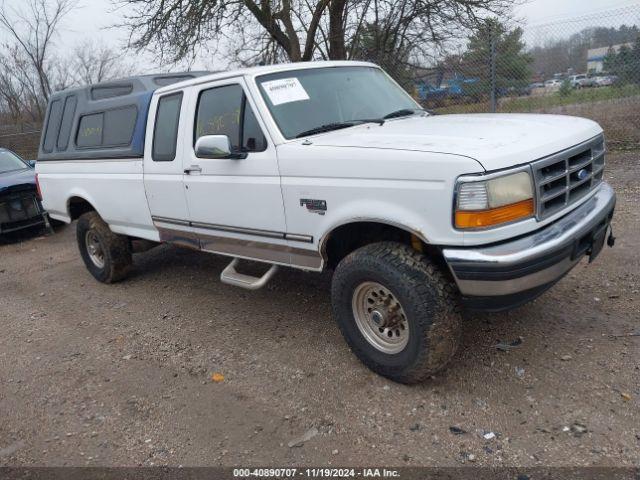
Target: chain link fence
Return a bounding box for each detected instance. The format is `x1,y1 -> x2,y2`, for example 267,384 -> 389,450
395,3 -> 640,150
2,4 -> 639,158
0,128 -> 41,160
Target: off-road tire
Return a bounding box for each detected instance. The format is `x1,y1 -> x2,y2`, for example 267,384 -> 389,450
77,211 -> 132,283
331,241 -> 462,384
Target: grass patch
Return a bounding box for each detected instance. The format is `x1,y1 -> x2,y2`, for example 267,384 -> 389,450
434,84 -> 640,114
501,84 -> 640,112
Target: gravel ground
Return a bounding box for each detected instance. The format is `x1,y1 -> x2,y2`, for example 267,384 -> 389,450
0,152 -> 638,467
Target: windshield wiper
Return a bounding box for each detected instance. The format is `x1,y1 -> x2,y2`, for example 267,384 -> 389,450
296,121 -> 360,138
295,111 -> 420,139
383,108 -> 425,119
295,118 -> 384,138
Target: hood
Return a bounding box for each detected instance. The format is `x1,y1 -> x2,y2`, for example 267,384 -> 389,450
309,113 -> 603,171
0,167 -> 36,195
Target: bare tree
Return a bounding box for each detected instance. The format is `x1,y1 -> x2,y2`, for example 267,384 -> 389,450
71,39 -> 136,85
118,0 -> 514,67
0,1 -> 140,126
0,46 -> 32,124
0,0 -> 74,122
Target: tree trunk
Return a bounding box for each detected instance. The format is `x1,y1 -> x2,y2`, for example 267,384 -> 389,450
328,0 -> 347,60
279,0 -> 302,61
302,0 -> 330,61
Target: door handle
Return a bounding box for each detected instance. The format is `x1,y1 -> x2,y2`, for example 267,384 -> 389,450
184,165 -> 202,174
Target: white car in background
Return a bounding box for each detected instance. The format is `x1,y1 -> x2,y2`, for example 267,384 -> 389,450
569,74 -> 597,88
544,79 -> 563,90
594,75 -> 618,87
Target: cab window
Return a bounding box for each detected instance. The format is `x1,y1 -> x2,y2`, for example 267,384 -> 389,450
195,84 -> 267,153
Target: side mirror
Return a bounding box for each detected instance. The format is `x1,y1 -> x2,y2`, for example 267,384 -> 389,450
27,159 -> 36,168
195,135 -> 247,159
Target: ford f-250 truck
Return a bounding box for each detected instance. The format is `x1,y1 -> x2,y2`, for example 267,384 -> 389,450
36,61 -> 616,383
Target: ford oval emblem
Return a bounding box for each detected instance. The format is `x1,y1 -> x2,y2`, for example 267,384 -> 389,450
577,168 -> 589,180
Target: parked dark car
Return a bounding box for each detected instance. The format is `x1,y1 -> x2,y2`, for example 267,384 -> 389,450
0,148 -> 48,235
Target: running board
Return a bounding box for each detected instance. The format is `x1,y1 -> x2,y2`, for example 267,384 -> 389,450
220,258 -> 278,290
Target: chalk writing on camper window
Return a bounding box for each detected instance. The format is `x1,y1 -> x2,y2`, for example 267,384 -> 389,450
196,108 -> 241,138
79,126 -> 102,138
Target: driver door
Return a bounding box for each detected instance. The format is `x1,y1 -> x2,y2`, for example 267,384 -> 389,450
182,78 -> 289,263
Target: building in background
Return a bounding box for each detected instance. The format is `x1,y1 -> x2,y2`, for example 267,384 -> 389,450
587,43 -> 634,73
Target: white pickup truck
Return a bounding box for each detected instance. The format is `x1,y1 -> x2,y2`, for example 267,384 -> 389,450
37,61 -> 616,383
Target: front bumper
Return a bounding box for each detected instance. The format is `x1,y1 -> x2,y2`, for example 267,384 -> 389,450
442,182 -> 616,311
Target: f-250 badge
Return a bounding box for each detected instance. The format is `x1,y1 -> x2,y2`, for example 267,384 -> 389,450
300,198 -> 327,215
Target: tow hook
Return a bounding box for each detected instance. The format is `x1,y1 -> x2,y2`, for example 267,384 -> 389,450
607,225 -> 616,247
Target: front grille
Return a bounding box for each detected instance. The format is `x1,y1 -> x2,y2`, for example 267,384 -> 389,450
0,192 -> 41,226
532,134 -> 605,219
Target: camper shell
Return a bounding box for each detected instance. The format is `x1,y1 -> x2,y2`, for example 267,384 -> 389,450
37,72 -> 210,161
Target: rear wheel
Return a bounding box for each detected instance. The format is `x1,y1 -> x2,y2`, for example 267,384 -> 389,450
331,241 -> 462,384
77,211 -> 132,283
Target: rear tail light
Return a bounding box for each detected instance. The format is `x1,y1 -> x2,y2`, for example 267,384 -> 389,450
35,173 -> 43,200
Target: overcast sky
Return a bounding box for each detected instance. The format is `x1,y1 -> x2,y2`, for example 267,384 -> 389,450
1,0 -> 639,71
516,0 -> 639,23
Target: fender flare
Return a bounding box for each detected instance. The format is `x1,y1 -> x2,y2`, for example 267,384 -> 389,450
318,218 -> 430,261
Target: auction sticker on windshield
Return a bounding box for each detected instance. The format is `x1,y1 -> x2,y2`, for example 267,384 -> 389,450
261,78 -> 310,105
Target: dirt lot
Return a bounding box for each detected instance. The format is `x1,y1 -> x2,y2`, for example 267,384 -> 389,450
1,152 -> 638,467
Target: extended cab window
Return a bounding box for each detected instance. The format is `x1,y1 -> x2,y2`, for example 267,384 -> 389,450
152,92 -> 183,162
195,84 -> 267,152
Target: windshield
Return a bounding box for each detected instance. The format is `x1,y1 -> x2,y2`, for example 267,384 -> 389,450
256,66 -> 419,139
0,150 -> 27,173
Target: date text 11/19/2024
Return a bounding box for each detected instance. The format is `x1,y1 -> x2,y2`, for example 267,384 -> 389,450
233,468 -> 400,478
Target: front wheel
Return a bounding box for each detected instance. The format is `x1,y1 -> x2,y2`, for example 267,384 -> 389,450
331,242 -> 462,384
77,211 -> 132,283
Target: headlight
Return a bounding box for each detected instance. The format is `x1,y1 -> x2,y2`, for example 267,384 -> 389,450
455,170 -> 534,229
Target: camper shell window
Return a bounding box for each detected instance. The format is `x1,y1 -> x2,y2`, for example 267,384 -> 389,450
42,99 -> 63,153
91,83 -> 134,100
76,106 -> 138,149
76,112 -> 104,147
57,95 -> 78,150
154,75 -> 194,87
37,71 -> 210,161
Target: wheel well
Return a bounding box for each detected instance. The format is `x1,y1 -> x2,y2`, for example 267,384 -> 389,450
322,222 -> 444,270
68,196 -> 96,221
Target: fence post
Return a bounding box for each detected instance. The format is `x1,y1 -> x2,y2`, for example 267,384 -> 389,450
490,29 -> 497,113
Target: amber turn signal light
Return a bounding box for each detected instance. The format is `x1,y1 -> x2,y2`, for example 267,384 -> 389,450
455,198 -> 534,229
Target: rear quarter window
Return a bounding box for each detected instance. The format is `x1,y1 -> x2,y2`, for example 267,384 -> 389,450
152,92 -> 183,161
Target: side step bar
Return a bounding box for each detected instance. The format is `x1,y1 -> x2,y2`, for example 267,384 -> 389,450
220,258 -> 278,290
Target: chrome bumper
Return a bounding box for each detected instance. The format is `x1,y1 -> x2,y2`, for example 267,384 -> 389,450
442,182 -> 616,309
